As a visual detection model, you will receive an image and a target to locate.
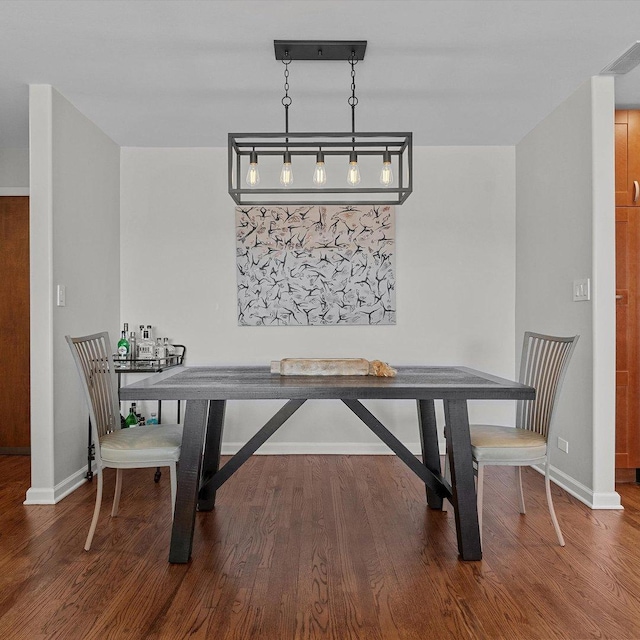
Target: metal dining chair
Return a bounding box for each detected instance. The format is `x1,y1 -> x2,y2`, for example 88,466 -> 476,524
444,332 -> 579,547
67,331 -> 182,551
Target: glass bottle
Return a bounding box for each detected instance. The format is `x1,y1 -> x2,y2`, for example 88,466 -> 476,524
129,331 -> 137,360
164,337 -> 176,358
155,338 -> 166,360
125,403 -> 137,428
138,327 -> 155,360
117,323 -> 130,360
147,412 -> 158,425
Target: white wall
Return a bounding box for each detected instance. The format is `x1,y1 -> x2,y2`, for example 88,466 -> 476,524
120,146 -> 517,452
26,86 -> 120,503
0,147 -> 29,190
515,76 -> 619,508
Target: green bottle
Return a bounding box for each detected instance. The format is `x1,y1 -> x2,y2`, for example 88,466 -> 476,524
125,403 -> 137,428
117,323 -> 130,359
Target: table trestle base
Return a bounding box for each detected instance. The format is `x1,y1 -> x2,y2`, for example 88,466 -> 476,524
198,399 -> 307,506
341,399 -> 451,502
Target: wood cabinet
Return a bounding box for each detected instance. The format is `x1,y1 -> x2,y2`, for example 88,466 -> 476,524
616,207 -> 640,469
616,110 -> 640,206
616,111 -> 640,471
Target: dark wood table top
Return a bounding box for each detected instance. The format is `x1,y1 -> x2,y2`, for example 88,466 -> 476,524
119,365 -> 535,402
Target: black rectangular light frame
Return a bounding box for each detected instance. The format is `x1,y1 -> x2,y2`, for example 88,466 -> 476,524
228,131 -> 413,206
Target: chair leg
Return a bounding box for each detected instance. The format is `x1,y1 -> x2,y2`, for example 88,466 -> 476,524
515,466 -> 526,514
476,463 -> 484,546
111,468 -> 123,517
544,461 -> 565,547
169,462 -> 177,519
442,451 -> 450,512
85,469 -> 103,551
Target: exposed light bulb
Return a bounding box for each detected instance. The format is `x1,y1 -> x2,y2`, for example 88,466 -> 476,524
313,150 -> 327,186
280,150 -> 293,187
347,151 -> 361,186
246,150 -> 260,187
379,149 -> 393,187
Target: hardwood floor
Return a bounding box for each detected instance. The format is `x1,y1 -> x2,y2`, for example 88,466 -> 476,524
2,454 -> 640,639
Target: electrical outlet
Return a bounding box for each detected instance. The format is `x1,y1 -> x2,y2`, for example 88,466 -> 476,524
557,437 -> 569,453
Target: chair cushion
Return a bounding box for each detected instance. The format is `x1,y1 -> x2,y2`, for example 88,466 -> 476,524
469,424 -> 547,463
100,424 -> 182,464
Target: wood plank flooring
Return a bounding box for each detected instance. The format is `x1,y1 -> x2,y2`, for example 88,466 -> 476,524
1,454 -> 640,639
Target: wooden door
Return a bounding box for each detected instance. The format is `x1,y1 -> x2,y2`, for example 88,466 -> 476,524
616,207 -> 640,469
615,110 -> 640,206
0,197 -> 30,453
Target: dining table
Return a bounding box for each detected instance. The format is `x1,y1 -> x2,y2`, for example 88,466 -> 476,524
119,365 -> 535,563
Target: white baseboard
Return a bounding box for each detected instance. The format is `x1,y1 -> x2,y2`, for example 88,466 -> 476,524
532,464 -> 623,510
24,487 -> 56,505
29,442 -> 621,512
24,464 -> 94,505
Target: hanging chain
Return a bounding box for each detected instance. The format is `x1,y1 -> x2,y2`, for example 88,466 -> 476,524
348,52 -> 358,136
282,54 -> 292,134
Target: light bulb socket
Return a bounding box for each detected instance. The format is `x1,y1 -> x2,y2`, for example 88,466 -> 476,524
316,150 -> 325,164
249,150 -> 258,164
349,151 -> 358,163
283,150 -> 292,164
382,149 -> 391,164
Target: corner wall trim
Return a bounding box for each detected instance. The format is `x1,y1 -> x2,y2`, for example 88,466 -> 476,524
24,464 -> 93,505
533,463 -> 623,510
24,487 -> 55,505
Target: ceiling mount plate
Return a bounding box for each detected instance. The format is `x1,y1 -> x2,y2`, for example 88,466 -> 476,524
274,40 -> 367,61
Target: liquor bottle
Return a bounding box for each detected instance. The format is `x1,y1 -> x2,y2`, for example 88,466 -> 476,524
155,338 -> 166,360
164,337 -> 176,358
147,412 -> 158,425
138,326 -> 155,360
117,323 -> 130,359
125,403 -> 137,428
129,331 -> 137,360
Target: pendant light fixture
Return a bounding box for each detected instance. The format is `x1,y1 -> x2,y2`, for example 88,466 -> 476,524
228,40 -> 412,206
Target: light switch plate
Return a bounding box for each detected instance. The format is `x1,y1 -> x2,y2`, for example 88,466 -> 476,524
56,284 -> 66,307
573,278 -> 590,302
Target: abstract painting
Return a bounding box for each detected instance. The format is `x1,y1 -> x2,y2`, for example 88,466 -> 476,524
236,205 -> 396,326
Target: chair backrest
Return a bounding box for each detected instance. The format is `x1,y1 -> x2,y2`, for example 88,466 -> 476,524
66,332 -> 121,444
516,331 -> 579,440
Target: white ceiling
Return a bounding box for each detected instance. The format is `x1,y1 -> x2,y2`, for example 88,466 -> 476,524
3,0 -> 640,149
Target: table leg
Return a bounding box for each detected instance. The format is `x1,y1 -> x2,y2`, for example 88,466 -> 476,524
417,399 -> 443,509
443,399 -> 482,561
169,399 -> 208,564
198,400 -> 226,511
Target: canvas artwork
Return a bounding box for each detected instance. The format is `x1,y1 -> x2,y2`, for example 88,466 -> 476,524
236,204 -> 396,326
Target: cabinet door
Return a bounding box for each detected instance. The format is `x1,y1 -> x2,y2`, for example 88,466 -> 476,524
616,207 -> 640,468
615,110 -> 640,206
0,197 -> 30,452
